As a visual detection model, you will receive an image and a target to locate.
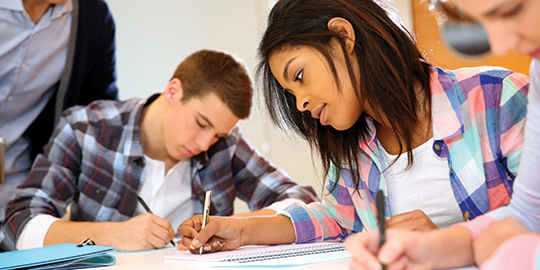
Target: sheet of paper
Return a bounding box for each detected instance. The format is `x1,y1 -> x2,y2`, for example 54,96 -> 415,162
165,242 -> 350,267
185,250 -> 351,268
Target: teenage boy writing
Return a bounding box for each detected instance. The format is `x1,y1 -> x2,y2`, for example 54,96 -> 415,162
0,50 -> 317,251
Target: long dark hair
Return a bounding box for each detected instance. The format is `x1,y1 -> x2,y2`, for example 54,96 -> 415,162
257,0 -> 432,191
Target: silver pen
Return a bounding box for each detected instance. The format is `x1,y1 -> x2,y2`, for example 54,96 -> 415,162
199,190 -> 212,255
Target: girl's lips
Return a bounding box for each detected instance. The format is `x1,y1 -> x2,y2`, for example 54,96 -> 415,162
311,104 -> 326,119
320,104 -> 327,125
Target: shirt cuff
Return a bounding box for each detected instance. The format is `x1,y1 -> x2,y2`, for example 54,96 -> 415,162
265,198 -> 303,212
480,233 -> 540,270
452,215 -> 499,240
17,214 -> 61,250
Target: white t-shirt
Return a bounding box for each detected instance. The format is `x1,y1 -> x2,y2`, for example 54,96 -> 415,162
135,155 -> 193,231
378,137 -> 464,228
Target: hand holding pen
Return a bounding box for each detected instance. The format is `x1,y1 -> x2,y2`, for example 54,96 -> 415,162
178,189 -> 248,254
345,190 -> 435,269
137,196 -> 176,247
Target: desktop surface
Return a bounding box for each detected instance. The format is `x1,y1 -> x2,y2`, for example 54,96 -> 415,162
86,247 -> 350,269
84,247 -> 479,270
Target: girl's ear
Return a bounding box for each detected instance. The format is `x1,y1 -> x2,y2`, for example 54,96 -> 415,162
327,17 -> 356,54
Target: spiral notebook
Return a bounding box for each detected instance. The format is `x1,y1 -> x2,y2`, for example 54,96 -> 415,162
165,242 -> 350,267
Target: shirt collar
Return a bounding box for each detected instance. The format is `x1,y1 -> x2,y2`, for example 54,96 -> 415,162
358,64 -> 464,152
121,94 -> 160,164
0,0 -> 72,18
428,65 -> 465,141
50,0 -> 73,20
0,0 -> 25,11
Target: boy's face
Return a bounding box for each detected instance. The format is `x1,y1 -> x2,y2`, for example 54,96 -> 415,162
162,92 -> 239,162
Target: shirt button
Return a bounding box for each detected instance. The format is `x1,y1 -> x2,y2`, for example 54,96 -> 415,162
95,189 -> 101,194
197,190 -> 203,196
6,96 -> 12,101
216,202 -> 222,208
450,169 -> 454,176
434,144 -> 441,151
463,211 -> 471,220
21,63 -> 26,69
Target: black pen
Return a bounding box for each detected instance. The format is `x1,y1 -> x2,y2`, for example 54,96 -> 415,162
137,196 -> 176,247
376,190 -> 386,270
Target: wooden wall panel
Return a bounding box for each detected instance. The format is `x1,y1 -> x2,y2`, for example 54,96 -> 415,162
412,0 -> 531,75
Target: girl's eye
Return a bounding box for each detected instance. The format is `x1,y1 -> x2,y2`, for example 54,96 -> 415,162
293,70 -> 303,82
501,3 -> 523,18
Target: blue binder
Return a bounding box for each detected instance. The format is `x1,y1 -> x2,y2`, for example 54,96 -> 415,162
0,243 -> 116,270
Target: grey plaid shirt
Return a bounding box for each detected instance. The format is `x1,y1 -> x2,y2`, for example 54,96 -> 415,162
0,94 -> 318,250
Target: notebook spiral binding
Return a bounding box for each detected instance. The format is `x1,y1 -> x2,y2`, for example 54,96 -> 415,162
225,243 -> 345,263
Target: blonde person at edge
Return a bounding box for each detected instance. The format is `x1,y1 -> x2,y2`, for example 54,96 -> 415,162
176,0 -> 530,255
0,50 -> 317,252
345,0 -> 540,269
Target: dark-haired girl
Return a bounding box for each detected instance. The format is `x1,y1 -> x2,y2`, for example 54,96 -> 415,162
177,0 -> 529,255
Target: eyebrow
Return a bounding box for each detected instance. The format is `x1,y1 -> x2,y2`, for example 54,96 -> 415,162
481,1 -> 513,18
283,57 -> 297,82
198,113 -> 228,137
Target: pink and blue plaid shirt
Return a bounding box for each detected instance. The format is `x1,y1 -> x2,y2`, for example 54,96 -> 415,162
280,65 -> 530,243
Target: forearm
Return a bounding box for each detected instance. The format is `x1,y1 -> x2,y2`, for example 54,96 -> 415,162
233,209 -> 276,218
241,214 -> 296,246
44,220 -> 118,247
428,227 -> 474,269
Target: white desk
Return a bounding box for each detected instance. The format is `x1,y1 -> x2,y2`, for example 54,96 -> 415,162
87,247 -> 478,270
87,247 -> 349,269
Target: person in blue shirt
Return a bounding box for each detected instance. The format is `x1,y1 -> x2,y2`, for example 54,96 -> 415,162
0,0 -> 118,229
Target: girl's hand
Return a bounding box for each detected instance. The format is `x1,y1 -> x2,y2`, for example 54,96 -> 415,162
345,229 -> 432,270
177,216 -> 245,254
387,210 -> 439,232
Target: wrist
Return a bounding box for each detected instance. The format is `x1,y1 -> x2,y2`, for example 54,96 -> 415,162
427,227 -> 474,268
90,222 -> 116,247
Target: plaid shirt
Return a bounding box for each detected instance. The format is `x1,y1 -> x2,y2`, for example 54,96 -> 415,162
0,94 -> 317,250
280,65 -> 530,243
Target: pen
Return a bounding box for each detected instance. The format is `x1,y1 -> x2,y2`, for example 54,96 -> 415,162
376,189 -> 386,270
137,196 -> 176,247
199,190 -> 213,255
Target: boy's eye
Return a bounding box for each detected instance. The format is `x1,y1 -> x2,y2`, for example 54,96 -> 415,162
293,70 -> 303,82
501,3 -> 523,18
197,120 -> 205,128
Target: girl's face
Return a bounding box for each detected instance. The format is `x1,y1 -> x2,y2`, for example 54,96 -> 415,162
456,0 -> 540,60
268,43 -> 366,131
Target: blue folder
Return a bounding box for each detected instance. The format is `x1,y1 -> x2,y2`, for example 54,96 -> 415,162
0,243 -> 116,270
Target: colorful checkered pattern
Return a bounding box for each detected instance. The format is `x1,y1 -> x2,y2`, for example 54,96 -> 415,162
280,65 -> 529,243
